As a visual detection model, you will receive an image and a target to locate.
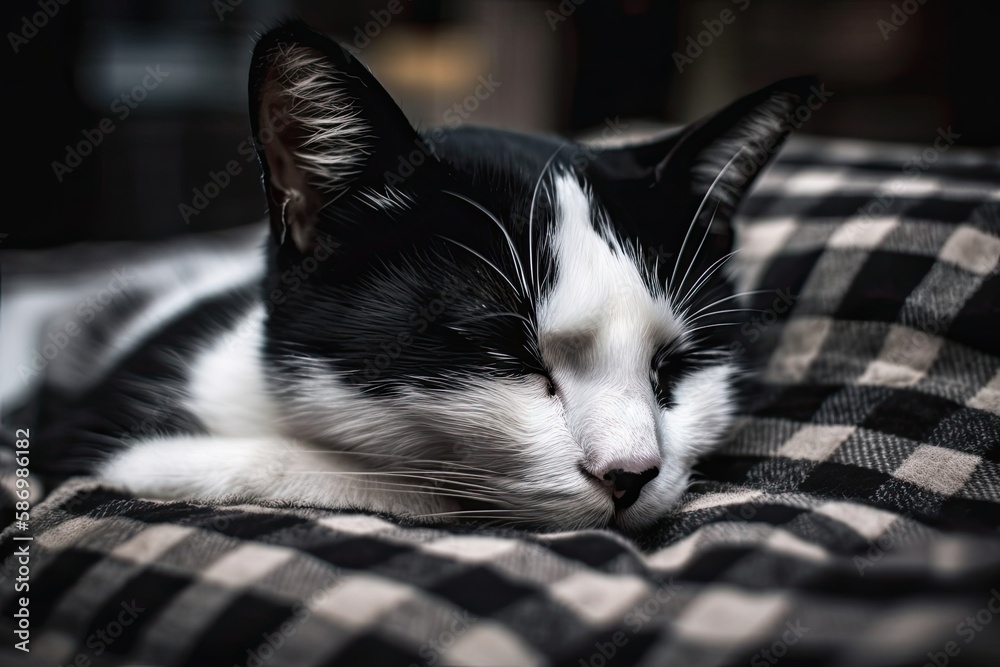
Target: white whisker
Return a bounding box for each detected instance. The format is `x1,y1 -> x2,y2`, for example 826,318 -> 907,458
669,147 -> 745,299
685,308 -> 763,325
442,190 -> 531,300
282,470 -> 498,492
676,248 -> 742,312
437,235 -> 519,295
682,322 -> 744,335
528,144 -> 567,296
675,199 -> 722,302
684,289 -> 775,319
453,311 -> 534,328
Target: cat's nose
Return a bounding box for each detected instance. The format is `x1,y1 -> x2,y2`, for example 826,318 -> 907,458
593,466 -> 659,511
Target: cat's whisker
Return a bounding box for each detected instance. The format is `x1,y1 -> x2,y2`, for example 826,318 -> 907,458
436,235 -> 519,296
254,448 -> 501,474
528,143 -> 566,297
282,464 -> 495,479
674,198 -> 722,302
669,147 -> 745,298
118,469 -> 498,492
684,289 -> 775,319
409,508 -> 534,520
282,476 -> 506,503
675,248 -> 742,312
299,469 -> 496,482
686,348 -> 733,359
452,311 -> 534,328
684,307 -> 764,325
384,489 -> 506,505
364,488 -> 506,505
682,322 -> 744,334
353,483 -> 500,499
300,473 -> 499,493
442,190 -> 531,302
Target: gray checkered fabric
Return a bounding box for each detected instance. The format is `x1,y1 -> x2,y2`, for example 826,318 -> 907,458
2,136 -> 999,667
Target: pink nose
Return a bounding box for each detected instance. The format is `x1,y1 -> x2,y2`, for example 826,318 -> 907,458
587,464 -> 659,511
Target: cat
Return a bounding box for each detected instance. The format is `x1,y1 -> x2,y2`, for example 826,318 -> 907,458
15,21 -> 814,532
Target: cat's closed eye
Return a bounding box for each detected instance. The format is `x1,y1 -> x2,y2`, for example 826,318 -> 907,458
650,350 -> 699,409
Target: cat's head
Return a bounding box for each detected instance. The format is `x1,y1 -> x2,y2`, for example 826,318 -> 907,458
249,22 -> 813,531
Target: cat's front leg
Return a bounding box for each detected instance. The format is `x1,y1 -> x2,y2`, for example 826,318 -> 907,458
99,435 -> 460,519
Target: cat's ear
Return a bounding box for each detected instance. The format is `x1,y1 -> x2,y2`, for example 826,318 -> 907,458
248,21 -> 428,253
592,77 -> 820,298
662,76 -> 820,213
596,76 -> 820,220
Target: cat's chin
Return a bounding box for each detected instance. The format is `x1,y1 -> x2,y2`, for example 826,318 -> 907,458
433,477 -> 687,533
611,502 -> 674,534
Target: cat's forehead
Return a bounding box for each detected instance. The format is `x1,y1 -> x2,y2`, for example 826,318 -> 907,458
432,126 -> 579,200
539,171 -> 684,359
433,125 -> 684,349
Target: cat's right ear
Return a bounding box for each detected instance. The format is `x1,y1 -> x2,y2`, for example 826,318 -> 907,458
248,21 -> 430,253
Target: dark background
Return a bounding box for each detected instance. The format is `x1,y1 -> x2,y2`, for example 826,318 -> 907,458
3,0 -> 998,249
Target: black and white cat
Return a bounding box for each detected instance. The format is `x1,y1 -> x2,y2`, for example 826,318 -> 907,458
17,22 -> 813,531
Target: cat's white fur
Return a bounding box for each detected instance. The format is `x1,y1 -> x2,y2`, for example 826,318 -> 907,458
540,173 -> 682,476
101,174 -> 738,530
264,45 -> 371,197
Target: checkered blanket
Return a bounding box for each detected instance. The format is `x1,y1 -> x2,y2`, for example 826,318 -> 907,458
2,136 -> 1000,667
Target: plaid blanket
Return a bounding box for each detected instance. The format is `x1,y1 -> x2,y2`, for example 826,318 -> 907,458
2,136 -> 1000,666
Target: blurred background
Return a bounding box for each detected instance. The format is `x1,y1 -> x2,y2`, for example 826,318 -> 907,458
4,0 -> 998,249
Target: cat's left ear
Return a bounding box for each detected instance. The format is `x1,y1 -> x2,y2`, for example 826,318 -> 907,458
248,21 -> 432,253
595,76 -> 821,227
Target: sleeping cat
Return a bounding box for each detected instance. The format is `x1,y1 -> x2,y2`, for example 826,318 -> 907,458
17,22 -> 814,531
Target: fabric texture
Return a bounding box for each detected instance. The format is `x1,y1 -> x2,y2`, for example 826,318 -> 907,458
2,136 -> 1000,667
